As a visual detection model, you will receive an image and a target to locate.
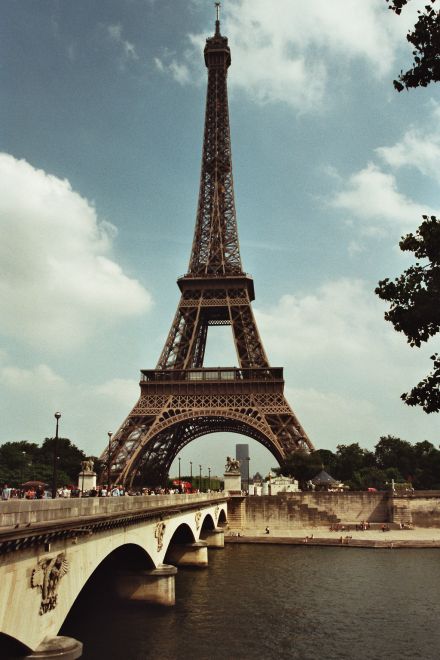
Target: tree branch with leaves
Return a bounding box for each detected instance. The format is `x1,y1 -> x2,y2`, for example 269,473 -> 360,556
386,0 -> 440,91
376,215 -> 440,412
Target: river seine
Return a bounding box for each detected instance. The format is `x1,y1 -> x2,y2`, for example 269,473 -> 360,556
61,544 -> 440,659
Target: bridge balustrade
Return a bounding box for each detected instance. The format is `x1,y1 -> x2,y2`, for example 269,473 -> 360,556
0,493 -> 226,529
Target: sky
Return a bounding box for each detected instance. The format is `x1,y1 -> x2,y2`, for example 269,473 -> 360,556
0,0 -> 439,478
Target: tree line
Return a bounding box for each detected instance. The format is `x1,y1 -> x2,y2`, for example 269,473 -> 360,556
276,435 -> 440,491
0,438 -> 96,488
1,435 -> 439,492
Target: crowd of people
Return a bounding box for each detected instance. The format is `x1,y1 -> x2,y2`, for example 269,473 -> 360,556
1,483 -> 200,500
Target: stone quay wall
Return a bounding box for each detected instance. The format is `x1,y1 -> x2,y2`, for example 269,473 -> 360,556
227,492 -> 440,531
232,492 -> 390,531
393,492 -> 440,527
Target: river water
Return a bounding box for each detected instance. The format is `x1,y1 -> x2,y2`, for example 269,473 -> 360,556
62,544 -> 440,660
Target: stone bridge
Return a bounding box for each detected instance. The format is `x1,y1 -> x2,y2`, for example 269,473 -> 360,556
0,494 -> 228,658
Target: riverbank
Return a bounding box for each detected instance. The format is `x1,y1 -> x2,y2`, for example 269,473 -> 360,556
225,526 -> 440,548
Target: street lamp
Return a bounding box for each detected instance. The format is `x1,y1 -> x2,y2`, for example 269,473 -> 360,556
21,451 -> 26,486
107,432 -> 113,489
190,461 -> 193,490
199,464 -> 202,492
178,456 -> 181,490
208,467 -> 211,492
51,412 -> 61,499
247,456 -> 250,494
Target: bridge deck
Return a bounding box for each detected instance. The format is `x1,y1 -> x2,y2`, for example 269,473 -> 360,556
0,494 -> 227,555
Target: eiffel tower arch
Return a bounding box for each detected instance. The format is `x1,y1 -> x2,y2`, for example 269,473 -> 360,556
101,10 -> 314,487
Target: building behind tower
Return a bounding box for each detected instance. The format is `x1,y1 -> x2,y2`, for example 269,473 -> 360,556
235,443 -> 249,486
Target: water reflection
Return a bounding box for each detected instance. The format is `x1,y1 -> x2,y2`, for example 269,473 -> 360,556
62,545 -> 440,659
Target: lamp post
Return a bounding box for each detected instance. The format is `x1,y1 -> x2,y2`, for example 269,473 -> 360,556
247,456 -> 250,494
178,456 -> 181,490
199,464 -> 202,492
21,451 -> 26,486
107,432 -> 112,489
190,461 -> 193,490
51,412 -> 61,499
208,467 -> 211,492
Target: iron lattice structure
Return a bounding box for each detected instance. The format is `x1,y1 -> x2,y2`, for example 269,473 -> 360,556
101,17 -> 314,487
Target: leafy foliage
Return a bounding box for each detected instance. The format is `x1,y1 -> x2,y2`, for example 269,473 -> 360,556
273,450 -> 323,488
0,438 -> 86,488
386,0 -> 440,91
376,216 -> 440,412
333,443 -> 375,482
277,437 -> 440,490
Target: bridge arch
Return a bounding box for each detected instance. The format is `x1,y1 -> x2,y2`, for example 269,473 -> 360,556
200,513 -> 216,532
0,632 -> 29,658
167,522 -> 196,546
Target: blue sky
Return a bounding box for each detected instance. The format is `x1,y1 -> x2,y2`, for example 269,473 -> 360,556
1,0 -> 438,477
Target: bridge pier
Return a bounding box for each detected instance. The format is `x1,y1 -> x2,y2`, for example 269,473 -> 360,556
23,636 -> 83,660
166,540 -> 208,567
201,527 -> 224,548
115,564 -> 178,606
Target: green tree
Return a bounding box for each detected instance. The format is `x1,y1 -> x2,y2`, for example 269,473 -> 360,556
411,440 -> 440,488
386,0 -> 440,91
333,443 -> 375,482
38,437 -> 86,486
0,441 -> 40,486
374,435 -> 416,479
316,448 -> 338,475
375,216 -> 440,412
274,450 -> 323,489
350,467 -> 389,491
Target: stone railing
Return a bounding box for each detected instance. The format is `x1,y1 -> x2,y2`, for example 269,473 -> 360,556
0,492 -> 226,528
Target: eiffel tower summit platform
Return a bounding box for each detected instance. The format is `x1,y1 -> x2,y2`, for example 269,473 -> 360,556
101,5 -> 314,488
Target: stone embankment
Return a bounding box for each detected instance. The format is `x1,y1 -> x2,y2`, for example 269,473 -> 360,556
226,492 -> 440,548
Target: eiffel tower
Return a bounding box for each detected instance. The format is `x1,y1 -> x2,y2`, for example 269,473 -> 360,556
103,7 -> 314,487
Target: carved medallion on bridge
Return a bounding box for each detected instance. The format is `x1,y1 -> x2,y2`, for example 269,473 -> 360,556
31,552 -> 69,615
195,511 -> 202,530
154,521 -> 166,551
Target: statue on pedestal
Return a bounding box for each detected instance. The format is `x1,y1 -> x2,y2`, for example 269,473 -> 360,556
80,458 -> 94,473
225,456 -> 240,472
78,458 -> 97,492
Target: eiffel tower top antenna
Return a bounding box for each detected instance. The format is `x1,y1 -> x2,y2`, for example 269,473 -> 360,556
215,2 -> 221,28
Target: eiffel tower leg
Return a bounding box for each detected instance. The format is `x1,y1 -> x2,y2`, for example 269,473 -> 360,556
229,299 -> 269,368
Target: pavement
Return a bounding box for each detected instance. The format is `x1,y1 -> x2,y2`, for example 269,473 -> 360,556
225,526 -> 440,548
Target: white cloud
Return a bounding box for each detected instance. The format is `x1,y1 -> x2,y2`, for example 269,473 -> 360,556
94,378 -> 139,408
255,278 -> 439,446
107,24 -> 138,63
155,55 -> 191,85
256,278 -> 384,363
0,153 -> 152,350
1,364 -> 66,389
330,163 -> 438,234
168,60 -> 191,85
376,102 -> 440,183
286,386 -> 376,448
163,0 -> 422,111
256,277 -> 436,395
